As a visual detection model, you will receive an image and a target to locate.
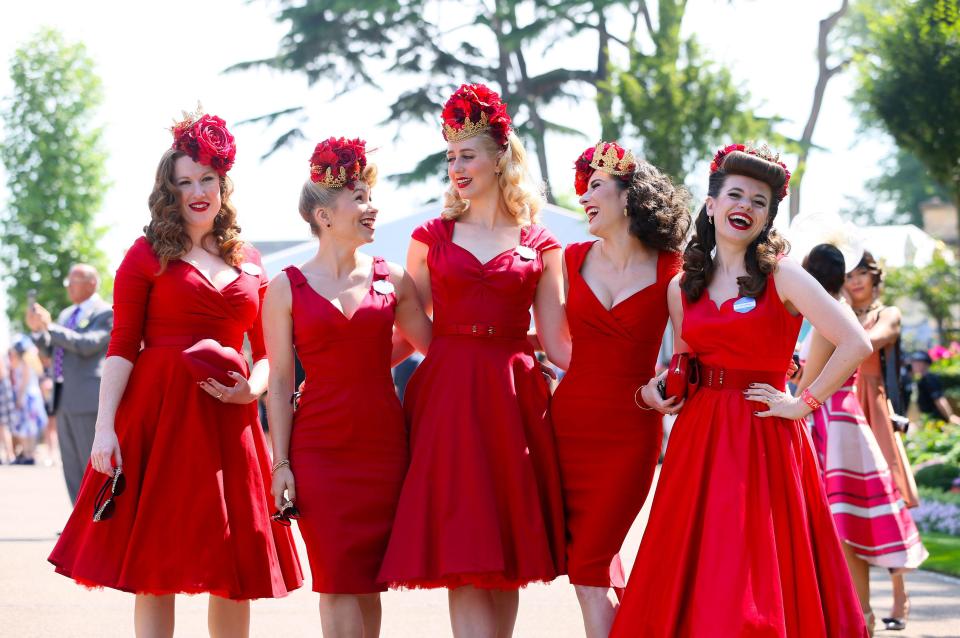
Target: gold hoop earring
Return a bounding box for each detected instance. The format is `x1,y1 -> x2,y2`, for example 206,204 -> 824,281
622,207 -> 628,217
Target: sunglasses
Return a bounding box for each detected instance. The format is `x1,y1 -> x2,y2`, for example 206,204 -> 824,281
92,468 -> 126,522
271,500 -> 300,527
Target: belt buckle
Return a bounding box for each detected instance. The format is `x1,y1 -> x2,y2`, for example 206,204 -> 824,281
471,324 -> 478,335
718,368 -> 725,388
488,325 -> 495,336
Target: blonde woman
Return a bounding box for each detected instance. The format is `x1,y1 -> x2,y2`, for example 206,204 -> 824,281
378,83 -> 569,638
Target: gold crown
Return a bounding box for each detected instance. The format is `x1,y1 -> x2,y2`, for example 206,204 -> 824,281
589,142 -> 636,176
745,142 -> 782,164
443,111 -> 490,142
171,101 -> 204,132
310,164 -> 349,189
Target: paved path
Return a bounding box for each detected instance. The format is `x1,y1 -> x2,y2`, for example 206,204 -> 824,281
2,463 -> 958,637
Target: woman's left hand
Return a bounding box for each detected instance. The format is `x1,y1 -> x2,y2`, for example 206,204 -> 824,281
199,371 -> 258,405
743,383 -> 811,420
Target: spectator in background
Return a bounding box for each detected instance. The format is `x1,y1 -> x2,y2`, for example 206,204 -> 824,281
26,264 -> 113,503
910,351 -> 960,425
0,353 -> 17,463
8,339 -> 48,465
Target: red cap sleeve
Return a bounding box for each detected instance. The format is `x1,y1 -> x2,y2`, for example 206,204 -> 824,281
241,244 -> 268,364
106,237 -> 158,363
526,224 -> 561,253
411,217 -> 447,247
563,241 -> 593,273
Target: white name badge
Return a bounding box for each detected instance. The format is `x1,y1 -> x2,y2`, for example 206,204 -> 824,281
240,262 -> 263,276
515,246 -> 537,261
733,297 -> 757,313
372,280 -> 396,295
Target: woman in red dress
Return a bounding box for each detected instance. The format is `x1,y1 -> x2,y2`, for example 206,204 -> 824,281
262,137 -> 431,636
612,144 -> 872,637
377,83 -> 569,637
551,141 -> 689,636
47,111 -> 302,637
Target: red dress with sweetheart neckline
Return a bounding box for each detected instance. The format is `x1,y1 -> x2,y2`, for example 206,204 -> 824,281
48,237 -> 303,600
284,259 -> 408,594
377,217 -> 566,590
610,275 -> 866,637
551,241 -> 681,588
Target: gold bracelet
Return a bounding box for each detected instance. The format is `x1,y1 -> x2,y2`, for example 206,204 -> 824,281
634,386 -> 655,410
271,459 -> 290,474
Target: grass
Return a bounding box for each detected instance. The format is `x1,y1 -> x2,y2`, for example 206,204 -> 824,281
923,531 -> 960,578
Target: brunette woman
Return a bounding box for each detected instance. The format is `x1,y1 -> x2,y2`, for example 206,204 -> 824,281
612,144 -> 870,637
48,111 -> 302,638
551,141 -> 689,637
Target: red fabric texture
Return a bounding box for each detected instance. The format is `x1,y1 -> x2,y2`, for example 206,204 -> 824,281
377,217 -> 566,590
284,259 -> 408,594
552,241 -> 680,587
611,275 -> 867,637
49,237 -> 303,600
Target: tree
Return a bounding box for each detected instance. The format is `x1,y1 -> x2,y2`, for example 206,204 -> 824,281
610,0 -> 778,183
852,0 -> 960,238
884,249 -> 960,343
0,28 -> 110,324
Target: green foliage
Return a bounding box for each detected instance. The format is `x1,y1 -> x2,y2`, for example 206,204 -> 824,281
883,249 -> 960,341
852,0 -> 960,232
920,485 -> 960,506
0,28 -> 110,324
844,147 -> 952,226
904,416 -> 960,467
916,462 -> 960,490
922,532 -> 960,576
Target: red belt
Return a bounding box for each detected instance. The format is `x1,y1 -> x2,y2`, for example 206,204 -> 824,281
144,335 -> 242,349
435,323 -> 528,339
698,365 -> 787,392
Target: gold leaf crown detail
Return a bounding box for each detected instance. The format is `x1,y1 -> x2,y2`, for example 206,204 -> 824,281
310,164 -> 349,189
443,111 -> 490,143
590,142 -> 636,176
171,101 -> 205,134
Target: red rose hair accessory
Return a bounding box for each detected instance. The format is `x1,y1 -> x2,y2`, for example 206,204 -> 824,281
710,143 -> 791,200
441,83 -> 512,146
309,137 -> 368,189
170,106 -> 236,175
574,141 -> 637,195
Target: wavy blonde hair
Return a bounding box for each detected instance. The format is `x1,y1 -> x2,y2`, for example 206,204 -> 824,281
145,148 -> 244,272
298,164 -> 379,236
441,132 -> 543,225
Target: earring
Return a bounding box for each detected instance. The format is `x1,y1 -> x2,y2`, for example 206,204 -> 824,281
495,171 -> 501,176
622,207 -> 628,218
707,215 -> 714,225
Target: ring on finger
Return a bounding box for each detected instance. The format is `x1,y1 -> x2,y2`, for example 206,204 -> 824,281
217,392 -> 224,400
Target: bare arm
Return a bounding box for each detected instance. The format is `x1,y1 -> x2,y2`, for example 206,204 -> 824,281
406,238 -> 433,317
746,259 -> 872,418
865,306 -> 901,350
532,248 -> 571,370
390,262 -> 432,355
795,315 -> 843,393
262,273 -> 297,509
639,274 -> 686,415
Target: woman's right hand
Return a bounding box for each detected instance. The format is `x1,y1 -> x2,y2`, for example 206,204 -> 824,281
272,466 -> 296,510
90,427 -> 122,475
638,377 -> 684,415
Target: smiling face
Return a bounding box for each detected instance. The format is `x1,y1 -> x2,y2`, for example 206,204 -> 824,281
317,182 -> 378,246
578,170 -> 629,238
174,154 -> 222,234
706,174 -> 772,246
446,136 -> 501,200
843,266 -> 876,305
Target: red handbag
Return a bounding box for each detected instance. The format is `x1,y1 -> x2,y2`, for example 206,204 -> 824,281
662,352 -> 699,401
181,339 -> 246,386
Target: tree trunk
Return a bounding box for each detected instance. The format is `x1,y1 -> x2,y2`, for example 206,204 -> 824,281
789,0 -> 849,221
596,3 -> 616,139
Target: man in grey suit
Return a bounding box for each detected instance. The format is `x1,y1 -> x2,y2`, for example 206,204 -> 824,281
27,264 -> 113,504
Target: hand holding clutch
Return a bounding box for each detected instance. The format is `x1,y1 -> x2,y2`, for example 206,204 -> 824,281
181,339 -> 246,386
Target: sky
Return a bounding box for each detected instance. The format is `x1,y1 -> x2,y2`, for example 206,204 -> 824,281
0,0 -> 892,273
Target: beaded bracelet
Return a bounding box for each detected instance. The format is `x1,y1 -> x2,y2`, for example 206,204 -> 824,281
800,388 -> 823,412
271,458 -> 290,474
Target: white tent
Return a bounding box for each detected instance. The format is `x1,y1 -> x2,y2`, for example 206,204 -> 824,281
259,203 -> 592,276
857,224 -> 953,269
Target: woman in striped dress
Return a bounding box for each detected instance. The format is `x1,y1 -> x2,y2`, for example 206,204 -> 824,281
797,244 -> 927,635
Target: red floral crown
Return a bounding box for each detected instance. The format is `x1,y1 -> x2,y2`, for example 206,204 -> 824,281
574,141 -> 637,195
170,106 -> 236,175
309,137 -> 368,189
441,83 -> 512,147
709,143 -> 791,200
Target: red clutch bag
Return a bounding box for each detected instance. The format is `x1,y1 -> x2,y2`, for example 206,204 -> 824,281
663,352 -> 699,401
181,339 -> 246,386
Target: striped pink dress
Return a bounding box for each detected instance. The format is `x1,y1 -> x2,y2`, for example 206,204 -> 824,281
809,371 -> 928,570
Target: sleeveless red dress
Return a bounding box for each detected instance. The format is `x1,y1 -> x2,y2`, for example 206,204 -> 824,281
552,242 -> 681,588
48,237 -> 303,600
284,259 -> 408,594
377,217 -> 566,590
611,275 -> 867,637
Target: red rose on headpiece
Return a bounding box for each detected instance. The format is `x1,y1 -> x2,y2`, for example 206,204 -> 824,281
171,114 -> 236,175
709,142 -> 791,200
310,137 -> 368,189
441,83 -> 512,146
574,146 -> 596,196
